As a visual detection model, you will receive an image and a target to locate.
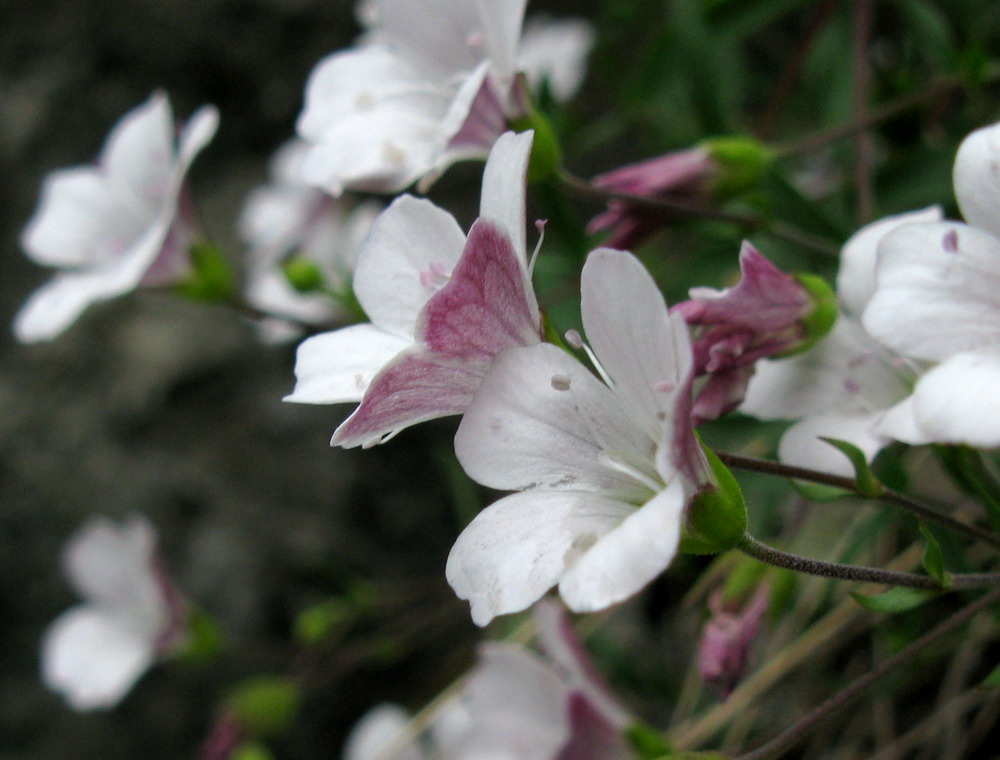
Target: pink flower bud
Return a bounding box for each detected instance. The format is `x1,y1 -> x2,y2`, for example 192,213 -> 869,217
698,585 -> 769,696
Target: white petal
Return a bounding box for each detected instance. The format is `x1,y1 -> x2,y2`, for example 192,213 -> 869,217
517,16 -> 595,100
284,325 -> 411,404
559,479 -> 685,612
41,607 -> 157,710
909,352 -> 1000,447
375,0 -> 488,78
954,120 -> 1000,239
479,130 -> 533,262
874,395 -> 930,446
353,195 -> 466,338
863,222 -> 1000,361
776,413 -> 889,477
446,491 -> 631,626
474,0 -> 529,81
101,92 -> 174,218
581,248 -> 693,442
741,318 -> 913,419
837,206 -> 943,317
344,704 -> 424,760
455,343 -> 650,495
62,516 -> 162,615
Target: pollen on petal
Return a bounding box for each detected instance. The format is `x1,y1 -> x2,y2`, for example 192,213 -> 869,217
551,374 -> 572,391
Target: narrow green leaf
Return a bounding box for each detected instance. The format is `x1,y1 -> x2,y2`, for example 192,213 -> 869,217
851,587 -> 938,613
980,662 -> 1000,689
792,480 -> 852,502
819,437 -> 883,497
919,522 -> 950,586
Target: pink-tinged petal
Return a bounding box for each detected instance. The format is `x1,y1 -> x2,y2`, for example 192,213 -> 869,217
954,120 -> 1000,239
446,491 -> 631,626
837,206 -> 943,317
698,585 -> 769,695
285,325 -> 411,404
777,412 -> 889,477
331,349 -> 481,448
344,704 -> 425,760
534,600 -> 630,728
41,607 -> 157,711
416,219 -> 540,360
581,248 -> 694,446
518,17 -> 595,101
455,344 -> 650,495
864,222 -> 1000,361
908,352 -> 1000,447
353,195 -> 467,338
478,130 -> 534,262
556,692 -> 632,760
559,479 -> 685,613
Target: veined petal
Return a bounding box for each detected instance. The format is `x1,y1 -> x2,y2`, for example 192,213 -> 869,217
446,491 -> 631,626
353,195 -> 467,338
41,606 -> 157,710
416,219 -> 540,360
581,248 -> 694,443
954,120 -> 1000,240
864,222 -> 1000,361
559,479 -> 685,612
455,343 -> 650,494
909,351 -> 1000,447
285,325 -> 411,404
478,130 -> 533,262
837,206 -> 943,317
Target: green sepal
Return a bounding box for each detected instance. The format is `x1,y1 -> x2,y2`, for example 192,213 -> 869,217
778,274 -> 837,357
175,606 -> 225,662
225,676 -> 301,739
702,135 -> 773,198
230,742 -> 275,760
625,721 -> 673,760
818,437 -> 883,498
294,598 -> 354,645
679,444 -> 747,554
176,241 -> 235,302
281,256 -> 326,293
850,587 -> 938,613
919,522 -> 951,587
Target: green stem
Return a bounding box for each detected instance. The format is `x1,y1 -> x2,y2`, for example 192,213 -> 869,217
735,585 -> 1000,760
717,451 -> 1000,550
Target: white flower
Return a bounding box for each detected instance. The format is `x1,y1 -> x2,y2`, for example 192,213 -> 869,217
740,208 -> 939,475
16,92 -> 218,343
41,516 -> 186,710
517,16 -> 595,101
860,121 -> 1000,447
285,130 -> 541,449
447,248 -> 704,625
239,139 -> 381,340
297,0 -> 592,194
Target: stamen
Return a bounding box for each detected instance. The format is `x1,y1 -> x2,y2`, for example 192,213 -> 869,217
564,329 -> 583,349
529,219 -> 547,277
551,374 -> 572,391
580,341 -> 615,389
598,451 -> 662,494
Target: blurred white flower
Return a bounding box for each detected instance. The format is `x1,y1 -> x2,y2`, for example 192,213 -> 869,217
297,0 -> 593,194
16,92 -> 218,342
41,515 -> 187,710
239,139 -> 381,340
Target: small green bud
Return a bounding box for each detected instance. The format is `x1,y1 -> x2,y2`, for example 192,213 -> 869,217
781,273 -> 837,357
226,676 -> 301,739
281,257 -> 326,293
231,742 -> 275,760
176,241 -> 235,302
680,445 -> 747,554
176,606 -> 225,662
293,598 -> 353,645
702,136 -> 773,198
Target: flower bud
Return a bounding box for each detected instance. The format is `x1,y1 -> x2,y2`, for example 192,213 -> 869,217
699,585 -> 769,696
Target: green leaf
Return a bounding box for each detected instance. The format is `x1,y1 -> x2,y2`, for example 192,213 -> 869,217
226,676 -> 301,739
819,437 -> 883,497
919,522 -> 951,586
980,662 -> 1000,689
791,480 -> 853,502
851,587 -> 938,613
625,722 -> 672,760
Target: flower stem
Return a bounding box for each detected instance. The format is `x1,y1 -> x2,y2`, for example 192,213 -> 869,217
734,585 -> 1000,760
717,451 -> 1000,550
